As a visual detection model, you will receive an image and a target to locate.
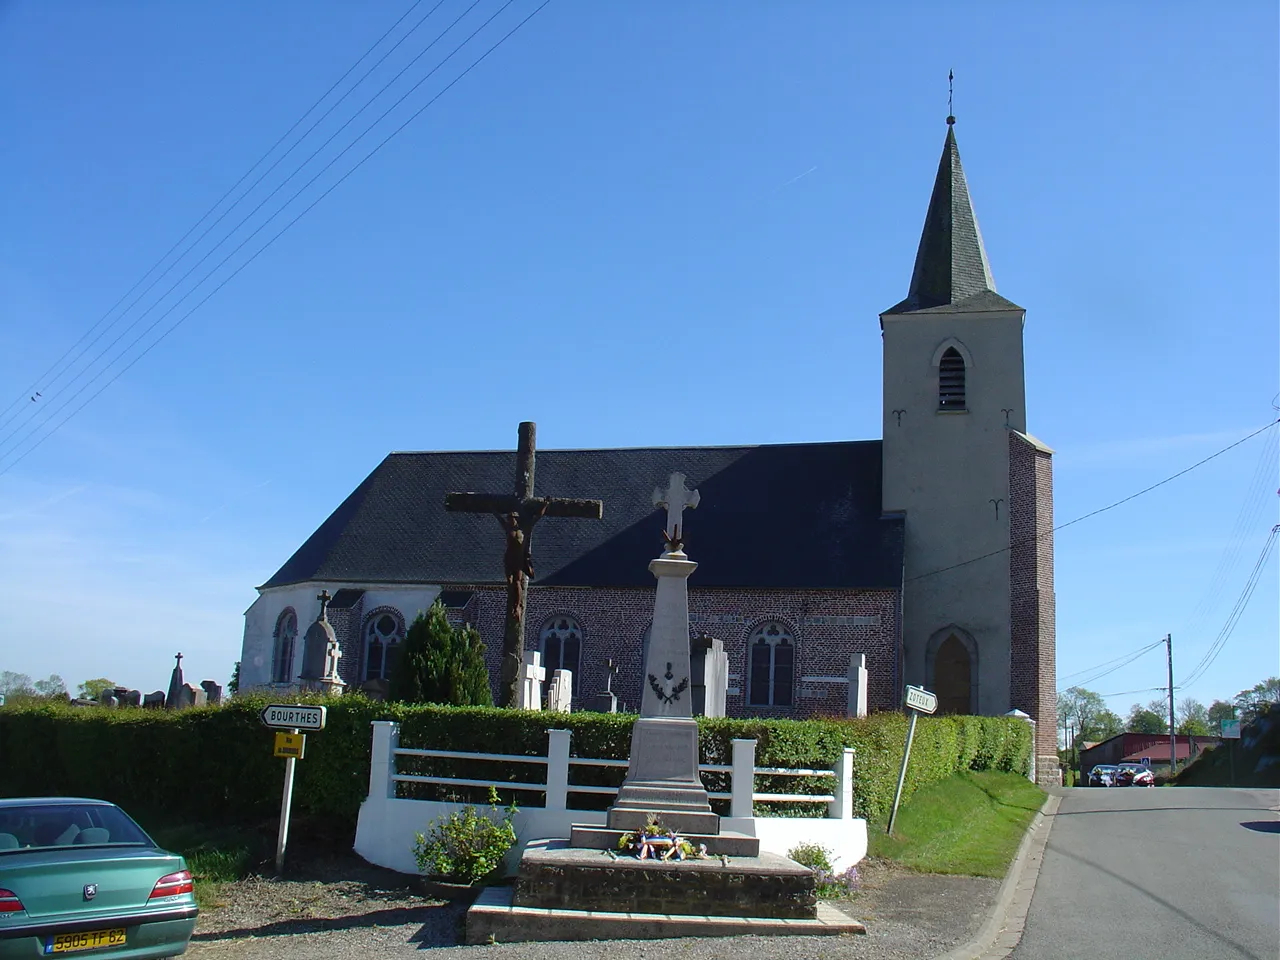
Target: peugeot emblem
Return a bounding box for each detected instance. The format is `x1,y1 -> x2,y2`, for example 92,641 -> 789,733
83,884 -> 97,901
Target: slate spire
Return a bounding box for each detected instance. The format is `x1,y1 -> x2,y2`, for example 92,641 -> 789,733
885,120 -> 1020,314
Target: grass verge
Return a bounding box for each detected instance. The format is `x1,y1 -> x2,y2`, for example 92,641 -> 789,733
868,770 -> 1044,878
146,823 -> 260,908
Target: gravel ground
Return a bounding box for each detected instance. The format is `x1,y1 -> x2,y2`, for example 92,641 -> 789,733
186,856 -> 998,960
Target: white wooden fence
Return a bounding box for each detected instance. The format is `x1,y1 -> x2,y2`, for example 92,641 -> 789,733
354,721 -> 867,874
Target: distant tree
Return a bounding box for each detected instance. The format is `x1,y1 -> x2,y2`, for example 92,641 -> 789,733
77,678 -> 115,701
1207,699 -> 1237,729
388,603 -> 493,707
228,662 -> 241,696
0,672 -> 35,697
33,675 -> 67,698
1127,704 -> 1166,734
1234,677 -> 1280,723
1058,687 -> 1122,746
1176,697 -> 1210,737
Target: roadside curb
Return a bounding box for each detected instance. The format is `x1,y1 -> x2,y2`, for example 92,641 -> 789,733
931,789 -> 1062,960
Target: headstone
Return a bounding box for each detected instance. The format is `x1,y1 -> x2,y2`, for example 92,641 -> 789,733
183,683 -> 207,708
121,689 -> 142,708
170,684 -> 195,710
143,691 -> 165,709
847,653 -> 869,718
547,669 -> 573,713
165,652 -> 185,708
592,658 -> 619,713
98,690 -> 119,708
690,634 -> 728,718
299,590 -> 345,694
517,650 -> 546,710
200,680 -> 222,705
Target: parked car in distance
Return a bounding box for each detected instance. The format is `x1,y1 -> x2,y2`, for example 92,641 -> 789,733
0,797 -> 197,959
1088,764 -> 1119,787
1116,763 -> 1155,787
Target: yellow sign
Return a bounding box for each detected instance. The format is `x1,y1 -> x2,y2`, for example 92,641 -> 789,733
274,731 -> 305,759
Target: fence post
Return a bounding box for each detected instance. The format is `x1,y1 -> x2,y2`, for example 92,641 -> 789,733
368,721 -> 399,800
546,728 -> 571,812
827,747 -> 854,820
730,739 -> 756,819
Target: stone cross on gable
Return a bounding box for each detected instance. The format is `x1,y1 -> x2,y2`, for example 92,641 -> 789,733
653,472 -> 700,539
317,590 -> 331,620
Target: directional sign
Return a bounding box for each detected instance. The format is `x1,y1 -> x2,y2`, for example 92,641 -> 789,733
1220,719 -> 1241,739
260,704 -> 327,731
274,732 -> 306,759
904,685 -> 938,715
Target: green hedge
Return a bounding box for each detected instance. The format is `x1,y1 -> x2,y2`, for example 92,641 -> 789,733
0,695 -> 1031,829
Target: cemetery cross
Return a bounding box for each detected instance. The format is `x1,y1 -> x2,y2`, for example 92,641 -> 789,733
445,421 -> 603,708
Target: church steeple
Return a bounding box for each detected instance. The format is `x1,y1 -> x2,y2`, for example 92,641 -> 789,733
884,121 -> 1021,315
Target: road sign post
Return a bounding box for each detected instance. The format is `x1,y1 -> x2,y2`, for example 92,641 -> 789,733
887,685 -> 938,836
261,705 -> 326,873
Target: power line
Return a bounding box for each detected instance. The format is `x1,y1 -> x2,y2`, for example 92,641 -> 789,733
1100,686 -> 1165,698
1058,638 -> 1165,683
0,0 -> 429,435
1179,524 -> 1279,690
1058,638 -> 1165,690
0,0 -> 492,461
0,0 -> 552,478
905,418 -> 1280,585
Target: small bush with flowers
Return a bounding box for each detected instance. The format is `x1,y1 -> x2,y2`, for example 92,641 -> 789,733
412,787 -> 517,884
788,842 -> 860,898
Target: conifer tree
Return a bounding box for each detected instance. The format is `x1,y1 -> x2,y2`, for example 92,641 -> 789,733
388,602 -> 493,706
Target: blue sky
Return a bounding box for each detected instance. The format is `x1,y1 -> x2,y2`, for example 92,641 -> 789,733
1,2 -> 1276,711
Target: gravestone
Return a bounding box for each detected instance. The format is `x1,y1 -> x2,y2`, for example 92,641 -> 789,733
142,691 -> 165,709
121,689 -> 142,707
170,684 -> 195,710
183,684 -> 207,708
591,658 -> 619,713
200,680 -> 222,705
98,690 -> 119,708
517,650 -> 545,710
546,669 -> 572,713
847,653 -> 869,718
690,633 -> 728,718
299,590 -> 345,694
164,652 -> 185,708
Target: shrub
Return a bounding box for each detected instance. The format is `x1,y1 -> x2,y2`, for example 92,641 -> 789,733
412,788 -> 516,884
787,841 -> 859,898
388,603 -> 492,707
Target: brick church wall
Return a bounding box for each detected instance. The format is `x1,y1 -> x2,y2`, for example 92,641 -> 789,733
448,584 -> 901,718
1009,432 -> 1058,780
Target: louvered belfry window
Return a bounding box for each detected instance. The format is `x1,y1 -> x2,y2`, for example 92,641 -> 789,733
938,348 -> 966,410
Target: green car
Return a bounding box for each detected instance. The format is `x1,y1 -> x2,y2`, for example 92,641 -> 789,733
0,798 -> 197,958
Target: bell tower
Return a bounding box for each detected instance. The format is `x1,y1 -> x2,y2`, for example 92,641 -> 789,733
880,118 -> 1029,718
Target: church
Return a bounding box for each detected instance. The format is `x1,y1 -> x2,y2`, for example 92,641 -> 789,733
238,119 -> 1058,782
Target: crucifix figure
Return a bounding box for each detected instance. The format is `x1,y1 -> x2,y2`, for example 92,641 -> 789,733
445,421 -> 604,708
652,472 -> 700,549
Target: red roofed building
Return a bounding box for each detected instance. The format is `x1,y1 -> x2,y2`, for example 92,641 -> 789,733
1079,732 -> 1219,775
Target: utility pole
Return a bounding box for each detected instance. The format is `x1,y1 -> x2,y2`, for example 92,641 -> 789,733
1165,633 -> 1176,777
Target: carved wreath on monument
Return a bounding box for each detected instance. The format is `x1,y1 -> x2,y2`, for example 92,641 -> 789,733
647,661 -> 690,705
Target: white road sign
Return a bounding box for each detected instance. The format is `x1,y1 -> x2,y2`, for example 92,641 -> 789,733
260,704 -> 327,731
904,685 -> 938,715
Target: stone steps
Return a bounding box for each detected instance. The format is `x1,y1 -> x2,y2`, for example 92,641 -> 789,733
466,886 -> 867,944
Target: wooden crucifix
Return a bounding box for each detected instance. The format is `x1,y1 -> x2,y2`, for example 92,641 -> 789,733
445,422 -> 603,708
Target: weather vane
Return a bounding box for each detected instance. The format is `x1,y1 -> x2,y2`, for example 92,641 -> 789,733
947,69 -> 955,125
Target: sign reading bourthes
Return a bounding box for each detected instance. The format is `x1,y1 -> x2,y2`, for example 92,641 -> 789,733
260,704 -> 327,731
260,704 -> 327,872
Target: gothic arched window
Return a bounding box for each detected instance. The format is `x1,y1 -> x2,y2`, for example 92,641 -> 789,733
939,347 -> 966,410
363,609 -> 405,682
747,621 -> 794,707
540,616 -> 582,680
271,608 -> 298,683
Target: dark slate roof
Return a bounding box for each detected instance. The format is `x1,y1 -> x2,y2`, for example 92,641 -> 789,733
327,588 -> 365,609
261,441 -> 903,592
884,124 -> 1023,316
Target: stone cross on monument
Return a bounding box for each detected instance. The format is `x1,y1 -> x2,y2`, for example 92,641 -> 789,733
445,422 -> 604,708
653,472 -> 700,544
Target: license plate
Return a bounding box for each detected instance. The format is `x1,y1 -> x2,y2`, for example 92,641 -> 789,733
45,928 -> 127,953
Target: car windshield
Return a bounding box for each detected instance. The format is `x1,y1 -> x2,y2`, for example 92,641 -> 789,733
1094,766 -> 1118,773
1119,764 -> 1145,771
0,803 -> 152,852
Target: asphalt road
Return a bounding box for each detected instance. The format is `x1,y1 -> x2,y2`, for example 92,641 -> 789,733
1010,786 -> 1280,960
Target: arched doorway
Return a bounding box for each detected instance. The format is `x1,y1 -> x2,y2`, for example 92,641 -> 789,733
932,631 -> 974,715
